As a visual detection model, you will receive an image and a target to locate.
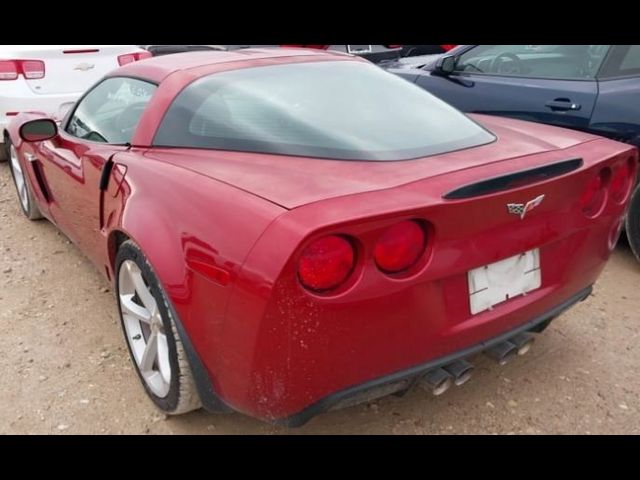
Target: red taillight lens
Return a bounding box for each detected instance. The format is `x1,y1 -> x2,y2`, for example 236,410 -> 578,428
441,45 -> 457,51
298,235 -> 355,292
118,52 -> 152,66
0,60 -> 45,80
21,60 -> 45,79
0,60 -> 19,80
374,220 -> 426,274
581,169 -> 609,217
118,54 -> 135,66
610,158 -> 636,204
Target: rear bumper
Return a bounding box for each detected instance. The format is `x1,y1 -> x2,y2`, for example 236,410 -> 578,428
185,285 -> 591,426
277,285 -> 591,427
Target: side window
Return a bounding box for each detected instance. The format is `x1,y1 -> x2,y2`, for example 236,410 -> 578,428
599,45 -> 640,78
66,77 -> 156,144
619,45 -> 640,70
454,45 -> 610,80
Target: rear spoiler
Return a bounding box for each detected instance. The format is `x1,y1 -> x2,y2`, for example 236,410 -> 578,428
444,158 -> 583,200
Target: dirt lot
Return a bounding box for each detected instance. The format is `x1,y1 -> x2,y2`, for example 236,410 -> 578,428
1,162 -> 639,435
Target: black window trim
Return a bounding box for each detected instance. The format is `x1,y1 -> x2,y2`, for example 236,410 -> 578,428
63,74 -> 159,147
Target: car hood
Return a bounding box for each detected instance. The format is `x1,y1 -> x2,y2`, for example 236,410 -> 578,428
145,114 -> 601,210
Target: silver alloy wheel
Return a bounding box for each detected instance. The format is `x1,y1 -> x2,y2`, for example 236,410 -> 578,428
119,260 -> 172,398
9,145 -> 29,213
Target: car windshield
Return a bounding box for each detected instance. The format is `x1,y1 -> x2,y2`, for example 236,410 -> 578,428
153,61 -> 495,161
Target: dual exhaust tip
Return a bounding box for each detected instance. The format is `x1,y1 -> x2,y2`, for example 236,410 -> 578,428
420,359 -> 474,396
419,332 -> 535,396
484,332 -> 535,366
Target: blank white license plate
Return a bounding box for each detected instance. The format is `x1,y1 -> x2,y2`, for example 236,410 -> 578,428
468,249 -> 541,315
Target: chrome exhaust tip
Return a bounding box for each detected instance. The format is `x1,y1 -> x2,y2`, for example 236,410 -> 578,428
443,359 -> 474,386
509,332 -> 535,356
420,368 -> 453,396
484,341 -> 518,366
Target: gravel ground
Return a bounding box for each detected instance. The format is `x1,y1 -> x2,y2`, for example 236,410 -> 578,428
1,161 -> 639,435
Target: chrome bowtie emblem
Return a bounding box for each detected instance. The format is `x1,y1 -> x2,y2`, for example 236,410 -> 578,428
507,194 -> 545,220
74,62 -> 95,72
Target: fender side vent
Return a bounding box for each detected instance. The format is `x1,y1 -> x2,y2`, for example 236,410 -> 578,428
31,161 -> 52,203
444,158 -> 583,200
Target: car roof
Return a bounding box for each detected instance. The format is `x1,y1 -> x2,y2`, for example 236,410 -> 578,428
114,48 -> 357,83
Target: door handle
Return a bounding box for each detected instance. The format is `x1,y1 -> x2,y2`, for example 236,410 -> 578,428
545,99 -> 581,112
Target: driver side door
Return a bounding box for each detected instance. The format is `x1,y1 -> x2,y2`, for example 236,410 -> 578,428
34,76 -> 157,261
417,45 -> 608,131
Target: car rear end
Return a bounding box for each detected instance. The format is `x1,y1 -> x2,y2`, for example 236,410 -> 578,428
214,136 -> 637,424
141,56 -> 637,424
0,45 -> 150,156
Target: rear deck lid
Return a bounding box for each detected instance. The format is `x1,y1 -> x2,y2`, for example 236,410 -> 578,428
146,114 -> 601,209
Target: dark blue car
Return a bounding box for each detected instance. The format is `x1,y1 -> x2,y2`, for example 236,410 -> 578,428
388,44 -> 640,262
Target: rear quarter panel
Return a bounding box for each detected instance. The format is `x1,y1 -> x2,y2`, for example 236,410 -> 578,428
106,151 -> 285,399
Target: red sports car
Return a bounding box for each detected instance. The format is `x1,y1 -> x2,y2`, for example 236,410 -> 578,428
5,48 -> 637,426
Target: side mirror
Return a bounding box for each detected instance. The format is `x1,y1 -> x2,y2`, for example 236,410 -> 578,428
434,55 -> 457,75
19,118 -> 58,143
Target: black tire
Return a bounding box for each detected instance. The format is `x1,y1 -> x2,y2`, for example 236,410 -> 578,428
115,240 -> 201,415
6,138 -> 42,220
626,184 -> 640,263
0,135 -> 7,162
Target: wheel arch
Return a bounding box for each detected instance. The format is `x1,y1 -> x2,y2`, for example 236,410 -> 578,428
107,221 -> 233,414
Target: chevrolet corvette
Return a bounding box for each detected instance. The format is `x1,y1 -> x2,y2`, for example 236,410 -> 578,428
5,48 -> 637,425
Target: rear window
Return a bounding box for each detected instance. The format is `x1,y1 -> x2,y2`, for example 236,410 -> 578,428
153,61 -> 495,161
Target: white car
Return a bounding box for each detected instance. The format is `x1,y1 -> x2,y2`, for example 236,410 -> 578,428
1,45 -> 151,161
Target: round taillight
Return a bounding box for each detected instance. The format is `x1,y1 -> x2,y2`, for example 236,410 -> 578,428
374,220 -> 426,274
610,158 -> 636,204
581,169 -> 608,217
298,235 -> 355,292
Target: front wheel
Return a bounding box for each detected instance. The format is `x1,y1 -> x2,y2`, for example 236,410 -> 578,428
116,240 -> 201,414
626,185 -> 640,263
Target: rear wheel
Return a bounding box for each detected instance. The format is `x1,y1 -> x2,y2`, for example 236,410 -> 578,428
626,185 -> 640,263
116,240 -> 201,415
7,140 -> 42,220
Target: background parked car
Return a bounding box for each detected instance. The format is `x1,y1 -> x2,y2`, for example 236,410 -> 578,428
139,45 -> 226,56
399,44 -> 457,57
387,44 -> 640,262
1,45 -> 151,161
226,45 -> 404,63
226,45 -> 456,63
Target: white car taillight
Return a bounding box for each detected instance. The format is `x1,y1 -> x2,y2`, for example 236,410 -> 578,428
22,60 -> 45,79
118,51 -> 153,66
0,60 -> 19,80
0,59 -> 45,80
